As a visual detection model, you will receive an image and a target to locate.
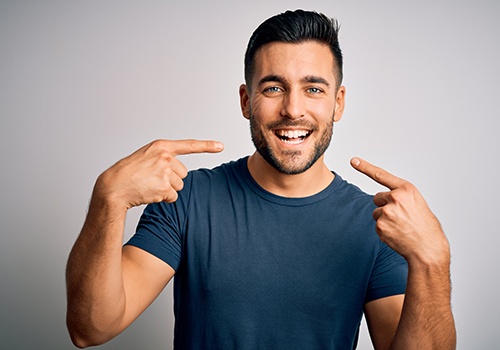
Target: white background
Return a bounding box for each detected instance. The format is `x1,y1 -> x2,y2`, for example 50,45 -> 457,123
1,1 -> 499,349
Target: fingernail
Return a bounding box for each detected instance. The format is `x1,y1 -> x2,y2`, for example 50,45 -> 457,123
351,157 -> 360,167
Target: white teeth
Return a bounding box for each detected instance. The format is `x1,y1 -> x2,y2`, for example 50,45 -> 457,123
275,129 -> 310,145
278,130 -> 309,139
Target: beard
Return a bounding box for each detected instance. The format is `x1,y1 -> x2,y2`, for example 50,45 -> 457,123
249,112 -> 334,175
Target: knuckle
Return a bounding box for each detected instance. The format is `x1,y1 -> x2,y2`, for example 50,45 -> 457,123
179,161 -> 189,176
179,167 -> 188,179
385,206 -> 396,218
373,169 -> 387,182
149,139 -> 164,150
160,183 -> 174,198
156,150 -> 174,163
170,176 -> 184,192
375,220 -> 386,236
152,195 -> 164,203
388,190 -> 399,202
185,139 -> 197,152
392,184 -> 416,203
147,140 -> 170,157
176,179 -> 185,191
408,184 -> 418,195
400,182 -> 413,191
164,189 -> 178,203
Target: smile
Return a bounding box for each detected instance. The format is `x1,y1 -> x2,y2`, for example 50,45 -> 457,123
275,129 -> 311,145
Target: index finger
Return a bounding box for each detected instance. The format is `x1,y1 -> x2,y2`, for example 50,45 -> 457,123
169,139 -> 224,156
350,157 -> 406,190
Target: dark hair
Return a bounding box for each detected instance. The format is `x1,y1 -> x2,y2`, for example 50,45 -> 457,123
244,9 -> 343,89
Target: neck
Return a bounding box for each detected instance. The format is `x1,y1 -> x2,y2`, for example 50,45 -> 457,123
247,152 -> 335,198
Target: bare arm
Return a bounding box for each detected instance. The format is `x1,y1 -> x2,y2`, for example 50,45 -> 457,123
352,158 -> 456,350
390,250 -> 454,349
66,139 -> 223,347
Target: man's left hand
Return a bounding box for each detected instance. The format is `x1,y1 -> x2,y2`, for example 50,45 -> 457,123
350,157 -> 450,266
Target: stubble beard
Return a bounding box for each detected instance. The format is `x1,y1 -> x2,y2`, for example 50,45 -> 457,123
249,112 -> 334,175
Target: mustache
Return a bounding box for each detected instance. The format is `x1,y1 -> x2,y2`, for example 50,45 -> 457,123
263,119 -> 319,131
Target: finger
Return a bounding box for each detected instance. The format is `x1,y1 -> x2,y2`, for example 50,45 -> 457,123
169,156 -> 189,179
373,191 -> 390,207
169,139 -> 224,156
168,171 -> 185,192
163,187 -> 179,203
372,207 -> 383,221
350,157 -> 406,190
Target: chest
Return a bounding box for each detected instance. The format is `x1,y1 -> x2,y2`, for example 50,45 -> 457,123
180,199 -> 377,309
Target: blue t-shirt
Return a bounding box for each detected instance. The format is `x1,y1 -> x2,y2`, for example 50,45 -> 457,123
126,157 -> 407,349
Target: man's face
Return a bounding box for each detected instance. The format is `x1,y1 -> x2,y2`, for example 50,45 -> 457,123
240,41 -> 345,175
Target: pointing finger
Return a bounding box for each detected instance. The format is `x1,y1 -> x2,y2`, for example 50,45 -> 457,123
169,139 -> 224,156
350,157 -> 406,190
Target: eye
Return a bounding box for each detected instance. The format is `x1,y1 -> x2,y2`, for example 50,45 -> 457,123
307,87 -> 323,94
263,86 -> 283,93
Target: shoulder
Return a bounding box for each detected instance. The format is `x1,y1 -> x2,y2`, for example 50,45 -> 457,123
176,157 -> 250,203
182,157 -> 246,194
188,157 -> 246,182
330,172 -> 376,212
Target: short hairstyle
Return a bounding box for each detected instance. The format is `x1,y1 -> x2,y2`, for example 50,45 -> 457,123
244,9 -> 343,89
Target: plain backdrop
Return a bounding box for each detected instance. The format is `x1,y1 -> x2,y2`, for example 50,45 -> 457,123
1,1 -> 499,349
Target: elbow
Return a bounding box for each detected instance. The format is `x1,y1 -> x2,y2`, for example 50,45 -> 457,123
67,325 -> 94,349
65,291 -> 127,347
66,314 -> 114,348
69,337 -> 91,349
67,325 -> 112,349
67,319 -> 98,348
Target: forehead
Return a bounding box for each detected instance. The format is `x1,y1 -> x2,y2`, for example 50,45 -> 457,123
252,41 -> 336,85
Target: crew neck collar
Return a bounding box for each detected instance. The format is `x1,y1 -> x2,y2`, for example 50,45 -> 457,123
237,156 -> 341,206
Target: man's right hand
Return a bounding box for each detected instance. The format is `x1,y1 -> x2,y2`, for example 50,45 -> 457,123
95,139 -> 224,209
66,139 -> 223,347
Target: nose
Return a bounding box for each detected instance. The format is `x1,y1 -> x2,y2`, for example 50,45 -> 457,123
280,90 -> 305,120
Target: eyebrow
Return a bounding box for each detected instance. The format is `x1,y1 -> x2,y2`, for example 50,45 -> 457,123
257,74 -> 330,87
301,75 -> 330,87
258,74 -> 288,86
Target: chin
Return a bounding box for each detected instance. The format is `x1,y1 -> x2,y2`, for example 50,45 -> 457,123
260,149 -> 320,175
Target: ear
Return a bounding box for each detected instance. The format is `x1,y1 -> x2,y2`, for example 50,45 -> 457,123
333,86 -> 346,122
239,84 -> 251,120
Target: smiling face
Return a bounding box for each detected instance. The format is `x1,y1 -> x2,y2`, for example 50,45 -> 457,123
240,41 -> 345,175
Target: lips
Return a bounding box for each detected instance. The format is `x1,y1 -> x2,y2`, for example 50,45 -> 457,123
275,129 -> 311,144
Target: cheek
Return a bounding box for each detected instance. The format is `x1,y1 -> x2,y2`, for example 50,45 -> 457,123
251,95 -> 282,118
313,104 -> 336,124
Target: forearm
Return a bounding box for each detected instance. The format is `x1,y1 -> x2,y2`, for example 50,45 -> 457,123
66,183 -> 129,347
390,256 -> 456,349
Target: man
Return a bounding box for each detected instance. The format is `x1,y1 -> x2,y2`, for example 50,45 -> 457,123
66,10 -> 456,349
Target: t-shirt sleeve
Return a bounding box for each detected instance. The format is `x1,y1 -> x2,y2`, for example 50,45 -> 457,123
125,174 -> 193,271
365,241 -> 408,303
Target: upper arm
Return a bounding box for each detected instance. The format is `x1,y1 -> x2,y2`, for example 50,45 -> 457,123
118,245 -> 175,332
364,294 -> 404,350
